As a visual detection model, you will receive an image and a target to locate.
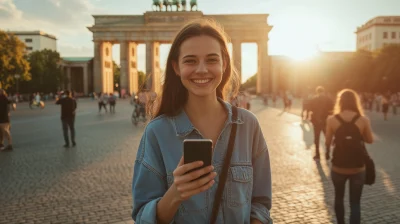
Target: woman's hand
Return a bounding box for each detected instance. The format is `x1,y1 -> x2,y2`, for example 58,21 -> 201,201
171,157 -> 217,202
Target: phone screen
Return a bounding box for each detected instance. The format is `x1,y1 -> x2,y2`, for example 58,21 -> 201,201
183,139 -> 212,179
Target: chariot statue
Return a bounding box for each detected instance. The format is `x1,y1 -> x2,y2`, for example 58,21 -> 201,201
152,0 -> 163,11
163,0 -> 172,11
171,0 -> 181,11
190,0 -> 198,11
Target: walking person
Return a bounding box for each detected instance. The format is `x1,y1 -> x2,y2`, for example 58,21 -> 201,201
381,94 -> 389,121
132,19 -> 273,224
108,93 -> 117,113
325,89 -> 374,224
0,89 -> 14,151
97,92 -> 107,113
56,90 -> 77,148
309,86 -> 334,161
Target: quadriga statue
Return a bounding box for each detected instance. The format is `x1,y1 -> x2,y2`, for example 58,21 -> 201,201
172,0 -> 181,11
190,0 -> 198,11
152,0 -> 163,11
163,0 -> 172,11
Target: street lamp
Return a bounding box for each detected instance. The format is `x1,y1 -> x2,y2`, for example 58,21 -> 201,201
14,74 -> 21,93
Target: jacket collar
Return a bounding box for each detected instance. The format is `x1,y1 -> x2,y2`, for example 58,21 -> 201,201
172,98 -> 244,137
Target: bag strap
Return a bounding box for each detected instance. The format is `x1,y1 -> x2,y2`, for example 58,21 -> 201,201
210,106 -> 238,224
335,114 -> 345,124
335,114 -> 360,124
350,114 -> 360,124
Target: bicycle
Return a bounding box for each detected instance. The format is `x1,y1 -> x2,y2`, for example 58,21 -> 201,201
131,102 -> 147,126
29,101 -> 45,110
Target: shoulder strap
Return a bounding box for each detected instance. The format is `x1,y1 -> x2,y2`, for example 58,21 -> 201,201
350,114 -> 360,124
210,106 -> 238,224
335,114 -> 346,124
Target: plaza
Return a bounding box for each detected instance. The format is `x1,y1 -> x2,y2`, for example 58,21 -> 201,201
0,98 -> 399,223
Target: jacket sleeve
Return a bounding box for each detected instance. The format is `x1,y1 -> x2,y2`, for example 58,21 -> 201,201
251,120 -> 273,224
132,125 -> 169,224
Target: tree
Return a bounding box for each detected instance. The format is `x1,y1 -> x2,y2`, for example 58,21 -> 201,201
21,49 -> 63,93
241,74 -> 257,90
372,44 -> 400,92
138,71 -> 146,90
0,30 -> 30,90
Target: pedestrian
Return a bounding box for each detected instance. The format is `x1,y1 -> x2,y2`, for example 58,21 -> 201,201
131,19 -> 273,224
390,93 -> 398,115
108,92 -> 116,113
309,86 -> 334,161
381,94 -> 389,121
56,90 -> 77,148
0,89 -> 14,151
98,92 -> 107,113
324,89 -> 374,224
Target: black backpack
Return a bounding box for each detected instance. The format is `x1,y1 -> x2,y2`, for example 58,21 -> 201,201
332,115 -> 365,168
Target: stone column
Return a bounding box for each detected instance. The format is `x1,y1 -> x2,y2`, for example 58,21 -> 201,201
129,42 -> 139,95
146,41 -> 161,93
67,67 -> 72,90
232,39 -> 242,83
120,41 -> 139,96
257,39 -> 269,94
102,42 -> 113,94
93,41 -> 102,93
83,64 -> 88,95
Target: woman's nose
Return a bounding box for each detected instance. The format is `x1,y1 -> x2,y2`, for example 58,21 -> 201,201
195,61 -> 208,74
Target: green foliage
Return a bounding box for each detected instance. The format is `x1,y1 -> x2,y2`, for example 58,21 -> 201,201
20,49 -> 63,93
241,74 -> 257,90
0,30 -> 30,89
138,71 -> 146,90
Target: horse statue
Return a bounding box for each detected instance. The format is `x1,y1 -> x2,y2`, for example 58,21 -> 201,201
181,0 -> 187,11
172,0 -> 181,11
190,0 -> 198,11
163,0 -> 172,11
152,0 -> 163,11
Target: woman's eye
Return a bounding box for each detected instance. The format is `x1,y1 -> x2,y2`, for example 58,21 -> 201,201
183,60 -> 195,64
207,58 -> 219,63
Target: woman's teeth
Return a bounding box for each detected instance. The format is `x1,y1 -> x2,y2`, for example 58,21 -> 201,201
192,79 -> 211,84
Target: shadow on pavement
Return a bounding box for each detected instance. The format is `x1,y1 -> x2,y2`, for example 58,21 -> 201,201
300,120 -> 314,150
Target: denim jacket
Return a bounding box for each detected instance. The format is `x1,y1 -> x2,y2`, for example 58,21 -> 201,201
132,101 -> 273,224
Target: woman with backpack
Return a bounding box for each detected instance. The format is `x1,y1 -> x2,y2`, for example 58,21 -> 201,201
325,89 -> 374,224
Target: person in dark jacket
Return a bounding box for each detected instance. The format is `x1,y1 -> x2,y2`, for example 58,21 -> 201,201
0,89 -> 14,151
56,90 -> 77,147
309,86 -> 334,160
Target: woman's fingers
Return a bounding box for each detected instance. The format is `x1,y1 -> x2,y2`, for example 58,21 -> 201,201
174,165 -> 214,184
173,160 -> 204,176
180,180 -> 216,199
177,172 -> 217,192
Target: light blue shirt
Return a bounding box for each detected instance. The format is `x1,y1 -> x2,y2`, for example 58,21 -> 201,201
132,100 -> 273,223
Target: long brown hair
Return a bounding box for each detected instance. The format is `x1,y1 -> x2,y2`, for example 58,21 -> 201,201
152,19 -> 239,118
334,89 -> 364,116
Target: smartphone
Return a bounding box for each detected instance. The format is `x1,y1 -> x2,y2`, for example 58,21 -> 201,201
183,139 -> 213,180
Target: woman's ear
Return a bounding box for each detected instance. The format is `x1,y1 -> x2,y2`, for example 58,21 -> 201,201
172,60 -> 180,76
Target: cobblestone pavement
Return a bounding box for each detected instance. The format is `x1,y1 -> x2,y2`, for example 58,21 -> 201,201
0,98 -> 399,223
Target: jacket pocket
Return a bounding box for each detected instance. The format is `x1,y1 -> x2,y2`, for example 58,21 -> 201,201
227,166 -> 253,207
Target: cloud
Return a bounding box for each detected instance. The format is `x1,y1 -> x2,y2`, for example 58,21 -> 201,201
0,0 -> 22,19
0,0 -> 106,57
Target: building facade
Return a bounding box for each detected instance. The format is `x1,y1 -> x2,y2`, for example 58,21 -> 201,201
10,31 -> 57,53
356,16 -> 400,51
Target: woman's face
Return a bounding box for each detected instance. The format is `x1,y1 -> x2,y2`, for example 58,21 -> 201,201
173,35 -> 226,99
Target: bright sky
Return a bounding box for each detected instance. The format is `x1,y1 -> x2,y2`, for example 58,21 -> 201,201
1,0 -> 400,82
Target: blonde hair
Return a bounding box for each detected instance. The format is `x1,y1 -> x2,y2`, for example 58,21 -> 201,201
334,89 -> 364,116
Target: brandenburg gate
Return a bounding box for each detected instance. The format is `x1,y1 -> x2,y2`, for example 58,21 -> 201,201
87,5 -> 272,94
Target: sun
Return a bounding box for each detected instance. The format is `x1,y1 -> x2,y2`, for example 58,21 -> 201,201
288,45 -> 320,61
